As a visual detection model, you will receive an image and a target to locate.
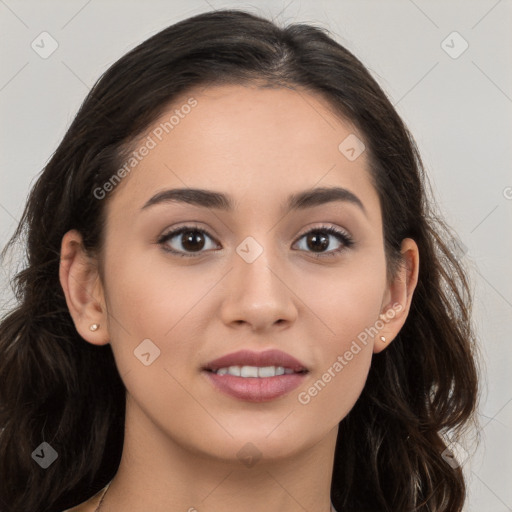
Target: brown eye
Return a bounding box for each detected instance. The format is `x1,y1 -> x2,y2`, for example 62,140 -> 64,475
304,232 -> 330,252
293,226 -> 354,258
180,230 -> 206,252
158,226 -> 218,257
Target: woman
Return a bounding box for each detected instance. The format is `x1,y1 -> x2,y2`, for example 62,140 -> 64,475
0,9 -> 479,512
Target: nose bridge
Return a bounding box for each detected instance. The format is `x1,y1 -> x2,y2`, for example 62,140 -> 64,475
234,233 -> 283,295
220,231 -> 297,329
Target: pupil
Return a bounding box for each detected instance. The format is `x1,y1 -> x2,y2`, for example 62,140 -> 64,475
182,231 -> 204,251
179,230 -> 330,253
308,232 -> 328,252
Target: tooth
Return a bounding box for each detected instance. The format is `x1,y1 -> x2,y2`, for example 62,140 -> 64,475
228,366 -> 241,376
258,366 -> 276,377
240,365 -> 259,377
212,365 -> 298,377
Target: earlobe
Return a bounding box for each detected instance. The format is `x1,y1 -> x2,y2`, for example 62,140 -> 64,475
374,238 -> 420,354
59,229 -> 109,346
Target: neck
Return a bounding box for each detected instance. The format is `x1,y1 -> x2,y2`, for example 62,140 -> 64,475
102,394 -> 338,512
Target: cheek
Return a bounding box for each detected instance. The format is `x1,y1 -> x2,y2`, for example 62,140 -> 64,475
294,299 -> 378,428
100,245 -> 211,382
100,249 -> 211,430
292,254 -> 386,420
103,244 -> 214,338
297,250 -> 387,344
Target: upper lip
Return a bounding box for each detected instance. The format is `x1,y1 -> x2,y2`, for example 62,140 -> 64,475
203,349 -> 309,373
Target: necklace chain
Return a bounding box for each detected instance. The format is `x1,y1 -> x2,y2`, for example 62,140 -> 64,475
93,482 -> 110,512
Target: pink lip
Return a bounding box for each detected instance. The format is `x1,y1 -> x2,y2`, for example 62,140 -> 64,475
202,349 -> 309,403
202,349 -> 308,372
203,372 -> 307,402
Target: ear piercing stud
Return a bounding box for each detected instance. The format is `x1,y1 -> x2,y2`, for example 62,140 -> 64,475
89,323 -> 100,332
380,336 -> 386,342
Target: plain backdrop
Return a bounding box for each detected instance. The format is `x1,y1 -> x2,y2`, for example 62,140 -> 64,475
1,1 -> 511,510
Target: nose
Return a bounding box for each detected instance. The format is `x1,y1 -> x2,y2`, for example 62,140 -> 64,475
219,239 -> 298,332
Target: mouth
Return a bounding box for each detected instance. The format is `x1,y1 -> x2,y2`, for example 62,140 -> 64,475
204,365 -> 308,377
202,349 -> 309,402
202,348 -> 309,374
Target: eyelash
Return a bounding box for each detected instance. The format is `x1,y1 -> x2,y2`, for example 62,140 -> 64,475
157,224 -> 355,259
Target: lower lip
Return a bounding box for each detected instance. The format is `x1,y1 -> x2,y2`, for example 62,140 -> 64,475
203,371 -> 307,402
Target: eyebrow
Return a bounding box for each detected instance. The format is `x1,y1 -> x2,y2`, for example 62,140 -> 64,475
141,186 -> 367,216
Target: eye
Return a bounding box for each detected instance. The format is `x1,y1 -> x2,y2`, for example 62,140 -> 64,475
293,226 -> 354,258
157,224 -> 354,259
157,225 -> 219,257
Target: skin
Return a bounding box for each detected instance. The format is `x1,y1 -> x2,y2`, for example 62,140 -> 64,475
60,84 -> 419,512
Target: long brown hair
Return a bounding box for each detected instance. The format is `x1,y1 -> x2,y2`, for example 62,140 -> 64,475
0,9 -> 479,512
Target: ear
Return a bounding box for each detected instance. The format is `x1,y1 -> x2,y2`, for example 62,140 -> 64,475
59,229 -> 110,345
373,238 -> 419,354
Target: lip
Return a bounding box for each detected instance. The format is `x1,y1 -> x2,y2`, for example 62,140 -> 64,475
203,372 -> 307,402
202,349 -> 309,403
202,349 -> 308,373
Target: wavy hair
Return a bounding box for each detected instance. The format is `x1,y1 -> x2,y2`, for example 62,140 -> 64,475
0,9 -> 479,512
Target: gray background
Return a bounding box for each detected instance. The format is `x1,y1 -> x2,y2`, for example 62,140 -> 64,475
1,0 -> 511,510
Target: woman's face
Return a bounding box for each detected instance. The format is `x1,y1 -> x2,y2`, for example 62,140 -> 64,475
93,84 -> 403,461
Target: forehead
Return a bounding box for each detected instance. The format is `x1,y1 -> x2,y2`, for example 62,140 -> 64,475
106,84 -> 379,221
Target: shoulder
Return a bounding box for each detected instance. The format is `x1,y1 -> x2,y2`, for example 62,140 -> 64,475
61,500 -> 95,512
61,483 -> 109,512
